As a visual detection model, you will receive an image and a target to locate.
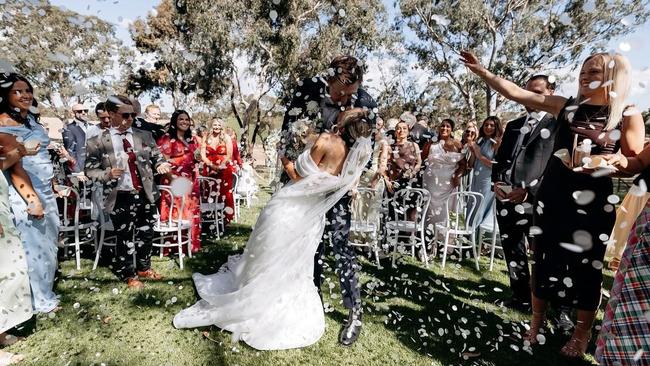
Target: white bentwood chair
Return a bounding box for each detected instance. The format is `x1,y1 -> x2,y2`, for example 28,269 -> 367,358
386,188 -> 431,268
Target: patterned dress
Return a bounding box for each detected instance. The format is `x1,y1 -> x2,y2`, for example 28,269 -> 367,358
0,117 -> 60,313
157,134 -> 201,253
596,169 -> 650,365
0,172 -> 33,333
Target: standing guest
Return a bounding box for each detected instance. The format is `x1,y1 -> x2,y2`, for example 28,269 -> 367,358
85,102 -> 111,140
491,75 -> 559,311
461,51 -> 645,357
467,116 -> 503,228
0,73 -> 60,313
386,121 -> 421,195
61,103 -> 88,173
224,127 -> 243,170
597,144 -> 650,365
411,117 -> 436,149
280,55 -> 377,346
85,95 -> 171,289
459,123 -> 479,189
157,110 -> 201,253
201,119 -> 234,224
131,99 -> 165,141
421,119 -> 465,231
0,133 -> 44,364
350,118 -> 389,245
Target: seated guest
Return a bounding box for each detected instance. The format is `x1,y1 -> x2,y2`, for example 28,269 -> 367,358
157,110 -> 201,253
0,73 -> 59,313
85,95 -> 171,289
467,116 -> 503,227
201,119 -> 235,223
421,119 -> 465,230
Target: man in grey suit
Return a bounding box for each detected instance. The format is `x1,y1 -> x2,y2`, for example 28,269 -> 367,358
85,95 -> 171,289
61,103 -> 89,172
492,75 -> 559,311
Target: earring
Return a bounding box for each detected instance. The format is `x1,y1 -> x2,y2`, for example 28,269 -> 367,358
331,124 -> 339,134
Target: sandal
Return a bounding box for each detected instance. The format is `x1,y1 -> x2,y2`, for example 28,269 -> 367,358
0,334 -> 24,347
523,311 -> 546,345
560,327 -> 592,358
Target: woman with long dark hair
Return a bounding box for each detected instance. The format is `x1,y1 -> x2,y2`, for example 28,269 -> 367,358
157,109 -> 201,252
461,50 -> 645,357
0,73 -> 60,314
468,116 -> 503,227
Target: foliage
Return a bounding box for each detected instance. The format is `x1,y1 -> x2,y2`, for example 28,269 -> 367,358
399,0 -> 650,121
0,0 -> 123,115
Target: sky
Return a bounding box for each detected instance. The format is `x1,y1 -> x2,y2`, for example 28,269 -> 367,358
50,0 -> 650,112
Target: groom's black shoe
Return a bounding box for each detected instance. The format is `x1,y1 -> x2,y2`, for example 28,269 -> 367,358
339,308 -> 362,346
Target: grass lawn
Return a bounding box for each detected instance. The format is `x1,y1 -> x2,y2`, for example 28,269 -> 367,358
6,186 -> 614,366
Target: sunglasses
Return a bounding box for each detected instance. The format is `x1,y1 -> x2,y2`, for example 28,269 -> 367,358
74,109 -> 88,113
120,112 -> 137,119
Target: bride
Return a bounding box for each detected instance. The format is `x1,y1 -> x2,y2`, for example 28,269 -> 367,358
173,109 -> 372,350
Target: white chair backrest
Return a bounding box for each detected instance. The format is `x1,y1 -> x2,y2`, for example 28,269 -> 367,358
158,185 -> 186,226
232,172 -> 239,193
446,191 -> 483,232
351,187 -> 381,226
198,176 -> 221,205
391,188 -> 431,226
56,185 -> 80,227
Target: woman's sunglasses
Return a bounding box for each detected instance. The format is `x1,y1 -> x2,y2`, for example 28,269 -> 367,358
120,112 -> 137,119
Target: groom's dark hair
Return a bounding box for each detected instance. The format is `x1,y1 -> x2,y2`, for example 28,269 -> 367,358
339,109 -> 372,147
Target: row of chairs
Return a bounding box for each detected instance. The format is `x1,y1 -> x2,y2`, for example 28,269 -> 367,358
58,174 -> 250,271
349,187 -> 502,271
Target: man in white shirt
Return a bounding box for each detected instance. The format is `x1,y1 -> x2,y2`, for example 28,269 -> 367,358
85,95 -> 171,289
85,102 -> 111,140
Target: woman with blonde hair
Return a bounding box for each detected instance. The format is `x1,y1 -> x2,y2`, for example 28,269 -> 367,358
201,118 -> 235,223
461,51 -> 645,358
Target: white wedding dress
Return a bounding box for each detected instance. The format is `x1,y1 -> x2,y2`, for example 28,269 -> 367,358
173,137 -> 371,350
423,141 -> 464,227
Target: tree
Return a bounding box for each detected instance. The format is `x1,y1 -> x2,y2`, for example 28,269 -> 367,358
174,0 -> 393,156
399,0 -> 650,120
0,0 -> 123,116
127,0 -> 235,109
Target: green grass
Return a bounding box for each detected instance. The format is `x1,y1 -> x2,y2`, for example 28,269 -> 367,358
6,186 -> 613,366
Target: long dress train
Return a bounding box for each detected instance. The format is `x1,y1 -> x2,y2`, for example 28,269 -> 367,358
173,138 -> 371,350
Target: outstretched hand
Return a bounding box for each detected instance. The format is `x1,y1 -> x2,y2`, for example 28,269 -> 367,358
459,51 -> 485,75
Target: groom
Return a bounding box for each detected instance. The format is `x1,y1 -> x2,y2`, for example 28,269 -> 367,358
280,55 -> 377,346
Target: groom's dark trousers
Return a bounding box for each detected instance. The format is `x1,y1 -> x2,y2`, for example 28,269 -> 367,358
313,194 -> 361,310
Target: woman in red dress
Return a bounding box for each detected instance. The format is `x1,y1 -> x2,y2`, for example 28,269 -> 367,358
157,110 -> 202,253
201,119 -> 235,224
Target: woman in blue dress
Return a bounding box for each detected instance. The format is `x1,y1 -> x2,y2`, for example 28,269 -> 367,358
468,116 -> 503,229
0,73 -> 60,313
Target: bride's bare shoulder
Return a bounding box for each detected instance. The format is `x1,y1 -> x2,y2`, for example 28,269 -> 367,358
315,132 -> 343,147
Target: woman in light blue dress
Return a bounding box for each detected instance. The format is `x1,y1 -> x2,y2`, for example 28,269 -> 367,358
468,116 -> 503,229
0,73 -> 60,313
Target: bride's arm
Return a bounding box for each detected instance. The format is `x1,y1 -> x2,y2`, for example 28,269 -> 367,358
281,156 -> 301,182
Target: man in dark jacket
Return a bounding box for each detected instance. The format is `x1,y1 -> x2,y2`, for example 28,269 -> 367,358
492,74 -> 559,311
280,55 -> 376,346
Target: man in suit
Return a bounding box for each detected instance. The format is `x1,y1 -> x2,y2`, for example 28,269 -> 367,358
85,95 -> 171,289
280,55 -> 376,346
61,103 -> 88,172
492,75 -> 559,311
131,99 -> 165,141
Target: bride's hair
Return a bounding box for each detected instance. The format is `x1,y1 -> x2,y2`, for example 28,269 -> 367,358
339,109 -> 372,147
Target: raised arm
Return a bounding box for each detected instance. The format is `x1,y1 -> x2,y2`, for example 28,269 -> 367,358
460,51 -> 567,117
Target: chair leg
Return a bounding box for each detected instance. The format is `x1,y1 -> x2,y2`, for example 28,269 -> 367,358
410,232 -> 416,258
391,229 -> 398,268
75,228 -> 81,271
489,229 -> 498,272
441,231 -> 451,269
187,227 -> 193,258
471,232 -> 480,271
93,229 -> 104,271
477,229 -> 483,262
419,228 -> 429,267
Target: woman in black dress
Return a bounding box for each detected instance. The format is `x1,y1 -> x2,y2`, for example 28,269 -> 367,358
460,51 -> 645,358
